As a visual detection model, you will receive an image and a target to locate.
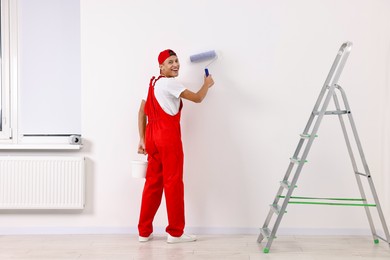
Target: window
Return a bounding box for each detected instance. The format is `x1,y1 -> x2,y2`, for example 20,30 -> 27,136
0,0 -> 81,149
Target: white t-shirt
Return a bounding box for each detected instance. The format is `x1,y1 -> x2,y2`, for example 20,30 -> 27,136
144,77 -> 186,115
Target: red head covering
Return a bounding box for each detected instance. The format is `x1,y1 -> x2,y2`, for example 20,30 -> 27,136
158,49 -> 177,64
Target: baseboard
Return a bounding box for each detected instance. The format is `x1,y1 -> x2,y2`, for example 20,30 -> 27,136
0,226 -> 374,236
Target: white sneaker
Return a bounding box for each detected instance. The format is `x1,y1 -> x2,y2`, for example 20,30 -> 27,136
138,234 -> 153,242
167,234 -> 197,244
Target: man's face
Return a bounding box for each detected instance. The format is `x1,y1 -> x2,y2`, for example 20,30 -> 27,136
160,55 -> 180,77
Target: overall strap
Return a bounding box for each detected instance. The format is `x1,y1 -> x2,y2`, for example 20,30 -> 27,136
149,75 -> 165,88
145,75 -> 166,119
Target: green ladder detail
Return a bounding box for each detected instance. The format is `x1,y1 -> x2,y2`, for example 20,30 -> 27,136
278,196 -> 376,207
257,42 -> 390,253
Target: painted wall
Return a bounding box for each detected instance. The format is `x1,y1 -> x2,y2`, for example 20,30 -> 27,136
1,0 -> 390,235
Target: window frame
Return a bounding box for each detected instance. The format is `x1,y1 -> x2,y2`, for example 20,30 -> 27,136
0,0 -> 81,150
0,0 -> 11,140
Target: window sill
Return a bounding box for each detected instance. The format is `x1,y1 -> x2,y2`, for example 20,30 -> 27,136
0,144 -> 82,150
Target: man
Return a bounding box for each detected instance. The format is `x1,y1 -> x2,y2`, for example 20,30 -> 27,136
137,49 -> 214,243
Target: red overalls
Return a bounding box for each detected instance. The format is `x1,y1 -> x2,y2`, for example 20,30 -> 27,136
138,76 -> 185,237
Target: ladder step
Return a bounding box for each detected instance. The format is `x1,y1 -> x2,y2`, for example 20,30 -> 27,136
313,110 -> 350,115
280,180 -> 297,189
270,204 -> 287,215
300,133 -> 318,139
290,157 -> 307,164
259,227 -> 277,239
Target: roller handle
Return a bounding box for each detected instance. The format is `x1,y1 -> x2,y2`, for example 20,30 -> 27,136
205,68 -> 209,77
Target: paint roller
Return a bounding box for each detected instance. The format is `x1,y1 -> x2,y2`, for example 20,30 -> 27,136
189,50 -> 217,76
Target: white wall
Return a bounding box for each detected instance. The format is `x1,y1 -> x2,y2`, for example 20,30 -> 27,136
1,0 -> 390,235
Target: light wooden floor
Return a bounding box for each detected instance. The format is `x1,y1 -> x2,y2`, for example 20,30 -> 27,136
0,234 -> 389,259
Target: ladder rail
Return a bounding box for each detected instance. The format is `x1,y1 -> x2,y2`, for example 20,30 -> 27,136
264,84 -> 338,251
259,87 -> 330,245
259,113 -> 319,244
366,176 -> 390,245
332,88 -> 378,240
326,42 -> 352,87
299,43 -> 352,138
331,90 -> 359,173
337,85 -> 371,176
337,86 -> 390,245
258,162 -> 296,243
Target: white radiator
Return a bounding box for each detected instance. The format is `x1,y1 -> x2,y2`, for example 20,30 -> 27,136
0,156 -> 85,209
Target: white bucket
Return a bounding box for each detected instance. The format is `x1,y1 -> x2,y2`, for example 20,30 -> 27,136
131,160 -> 148,178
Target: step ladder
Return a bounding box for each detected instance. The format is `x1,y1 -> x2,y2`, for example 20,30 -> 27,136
257,42 -> 390,253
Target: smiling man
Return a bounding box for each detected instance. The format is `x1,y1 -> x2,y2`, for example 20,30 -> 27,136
137,49 -> 214,243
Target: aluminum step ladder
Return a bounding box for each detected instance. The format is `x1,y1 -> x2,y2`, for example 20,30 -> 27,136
257,42 -> 390,253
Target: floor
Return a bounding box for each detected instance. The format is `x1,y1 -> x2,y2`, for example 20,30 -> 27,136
0,234 -> 389,260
